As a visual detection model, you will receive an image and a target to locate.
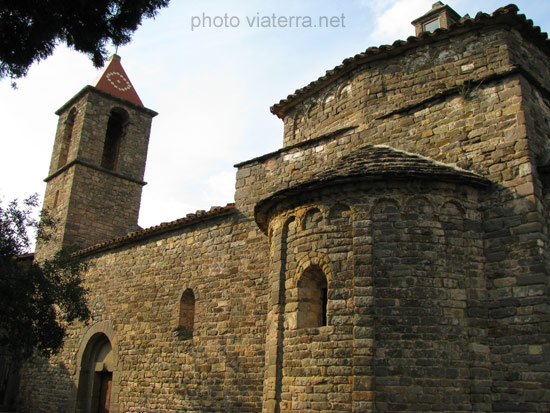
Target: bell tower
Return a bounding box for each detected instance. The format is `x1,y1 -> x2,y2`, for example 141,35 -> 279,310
36,55 -> 157,260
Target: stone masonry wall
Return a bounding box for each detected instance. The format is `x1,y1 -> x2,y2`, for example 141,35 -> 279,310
73,90 -> 154,181
370,183 -> 486,412
236,23 -> 550,411
237,27 -> 528,208
35,168 -> 75,261
280,26 -> 514,147
265,197 -> 355,412
261,180 -> 485,412
63,163 -> 144,248
19,211 -> 270,412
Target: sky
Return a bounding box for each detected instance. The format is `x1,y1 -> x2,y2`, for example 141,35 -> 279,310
1,0 -> 550,233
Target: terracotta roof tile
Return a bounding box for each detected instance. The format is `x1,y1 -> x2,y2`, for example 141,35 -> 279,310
94,54 -> 144,107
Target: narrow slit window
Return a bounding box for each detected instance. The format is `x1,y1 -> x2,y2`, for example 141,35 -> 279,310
53,190 -> 60,208
178,289 -> 195,340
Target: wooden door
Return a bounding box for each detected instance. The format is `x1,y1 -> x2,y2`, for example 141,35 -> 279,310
98,371 -> 112,413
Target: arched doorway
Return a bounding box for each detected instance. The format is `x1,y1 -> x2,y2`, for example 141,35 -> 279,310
76,333 -> 115,413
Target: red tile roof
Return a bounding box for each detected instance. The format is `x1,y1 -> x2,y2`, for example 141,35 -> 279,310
94,54 -> 144,106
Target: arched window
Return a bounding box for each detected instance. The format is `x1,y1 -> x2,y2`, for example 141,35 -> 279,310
101,108 -> 128,170
178,289 -> 195,339
57,107 -> 76,169
297,265 -> 328,328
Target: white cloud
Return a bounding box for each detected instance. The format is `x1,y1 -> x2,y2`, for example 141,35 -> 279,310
368,0 -> 434,44
204,170 -> 236,205
356,0 -> 393,13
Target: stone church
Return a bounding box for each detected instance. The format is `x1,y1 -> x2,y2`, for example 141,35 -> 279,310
14,2 -> 550,412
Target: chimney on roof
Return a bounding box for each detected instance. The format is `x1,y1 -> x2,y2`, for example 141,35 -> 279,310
411,2 -> 461,36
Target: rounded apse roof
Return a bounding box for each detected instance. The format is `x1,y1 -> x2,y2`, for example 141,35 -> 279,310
254,144 -> 490,233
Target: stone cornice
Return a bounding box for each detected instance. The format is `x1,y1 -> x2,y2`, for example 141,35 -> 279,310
44,158 -> 147,186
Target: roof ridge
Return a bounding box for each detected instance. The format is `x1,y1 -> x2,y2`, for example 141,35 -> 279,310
320,144 -> 485,182
370,144 -> 480,176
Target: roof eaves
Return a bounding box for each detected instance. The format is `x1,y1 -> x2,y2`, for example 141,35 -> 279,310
55,85 -> 158,117
74,204 -> 236,258
270,4 -> 549,119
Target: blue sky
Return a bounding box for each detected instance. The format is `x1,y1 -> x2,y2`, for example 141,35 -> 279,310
1,1 -> 550,231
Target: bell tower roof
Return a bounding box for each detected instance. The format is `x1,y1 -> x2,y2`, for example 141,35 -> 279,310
93,54 -> 144,107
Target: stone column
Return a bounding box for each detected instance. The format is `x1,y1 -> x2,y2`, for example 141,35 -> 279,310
351,203 -> 375,412
262,216 -> 292,412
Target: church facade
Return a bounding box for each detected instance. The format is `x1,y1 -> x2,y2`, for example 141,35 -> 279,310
17,3 -> 550,412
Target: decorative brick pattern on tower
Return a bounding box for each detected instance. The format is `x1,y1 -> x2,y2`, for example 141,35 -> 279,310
17,4 -> 550,412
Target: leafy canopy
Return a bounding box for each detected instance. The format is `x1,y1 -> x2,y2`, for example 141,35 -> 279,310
0,194 -> 90,362
0,0 -> 170,80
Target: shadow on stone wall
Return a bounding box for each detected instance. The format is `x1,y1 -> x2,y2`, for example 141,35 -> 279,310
1,354 -> 19,410
17,356 -> 76,413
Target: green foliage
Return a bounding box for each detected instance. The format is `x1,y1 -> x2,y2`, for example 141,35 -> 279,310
0,0 -> 170,81
0,194 -> 90,363
458,79 -> 483,101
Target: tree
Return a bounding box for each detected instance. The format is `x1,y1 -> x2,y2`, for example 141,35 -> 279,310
0,194 -> 90,363
0,0 -> 170,80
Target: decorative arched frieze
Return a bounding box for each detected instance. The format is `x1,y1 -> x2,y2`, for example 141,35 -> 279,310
338,83 -> 352,99
323,93 -> 336,109
403,196 -> 435,219
302,207 -> 323,230
268,226 -> 274,244
439,199 -> 465,215
439,200 -> 467,248
371,197 -> 401,216
282,215 -> 297,239
327,203 -> 352,226
439,200 -> 465,222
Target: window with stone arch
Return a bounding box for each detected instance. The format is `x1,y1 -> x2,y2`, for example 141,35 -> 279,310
178,289 -> 195,340
57,107 -> 77,169
101,108 -> 128,170
297,265 -> 328,329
